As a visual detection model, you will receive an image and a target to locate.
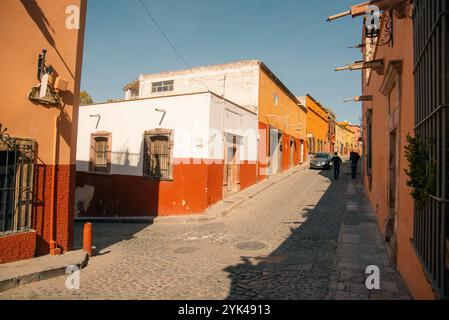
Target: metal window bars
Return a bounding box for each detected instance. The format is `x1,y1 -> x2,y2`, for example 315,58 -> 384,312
0,127 -> 34,235
413,0 -> 449,299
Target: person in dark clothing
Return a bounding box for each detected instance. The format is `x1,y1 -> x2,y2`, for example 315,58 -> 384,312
331,152 -> 342,180
350,151 -> 361,179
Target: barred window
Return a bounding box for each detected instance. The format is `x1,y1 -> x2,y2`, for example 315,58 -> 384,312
151,80 -> 174,93
89,132 -> 111,173
0,137 -> 35,235
143,129 -> 174,180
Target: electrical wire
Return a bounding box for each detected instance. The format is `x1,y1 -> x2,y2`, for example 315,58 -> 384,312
137,0 -> 210,92
138,0 -> 190,67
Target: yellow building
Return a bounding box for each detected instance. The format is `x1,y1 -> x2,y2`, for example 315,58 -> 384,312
298,94 -> 329,155
336,121 -> 355,155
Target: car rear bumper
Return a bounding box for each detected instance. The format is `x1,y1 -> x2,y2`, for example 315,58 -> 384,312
310,163 -> 331,169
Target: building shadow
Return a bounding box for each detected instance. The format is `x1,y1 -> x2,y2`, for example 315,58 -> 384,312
73,139 -> 159,251
20,0 -> 75,79
72,220 -> 151,253
224,161 -> 361,300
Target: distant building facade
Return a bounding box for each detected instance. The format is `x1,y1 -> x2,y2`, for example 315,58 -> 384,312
298,94 -> 330,156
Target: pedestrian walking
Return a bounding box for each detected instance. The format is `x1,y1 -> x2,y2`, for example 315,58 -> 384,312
350,151 -> 361,179
331,152 -> 342,180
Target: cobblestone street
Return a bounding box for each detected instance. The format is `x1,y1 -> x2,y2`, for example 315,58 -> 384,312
0,163 -> 411,300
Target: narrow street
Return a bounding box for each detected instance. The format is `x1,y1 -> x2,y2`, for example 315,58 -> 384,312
0,162 -> 410,300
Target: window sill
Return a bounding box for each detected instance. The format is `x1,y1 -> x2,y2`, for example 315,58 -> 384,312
142,176 -> 174,182
87,171 -> 112,177
0,229 -> 35,238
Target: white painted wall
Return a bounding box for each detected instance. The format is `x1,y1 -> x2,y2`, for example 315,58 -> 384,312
132,62 -> 260,111
209,94 -> 258,162
76,92 -> 258,177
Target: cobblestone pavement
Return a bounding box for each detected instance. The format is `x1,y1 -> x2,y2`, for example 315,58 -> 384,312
0,163 -> 411,300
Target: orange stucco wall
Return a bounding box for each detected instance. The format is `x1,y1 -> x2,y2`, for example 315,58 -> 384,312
361,13 -> 435,299
258,67 -> 305,172
305,95 -> 329,154
0,231 -> 36,264
258,68 -> 306,141
0,0 -> 86,262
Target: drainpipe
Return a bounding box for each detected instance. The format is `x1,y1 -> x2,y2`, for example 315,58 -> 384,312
49,114 -> 59,255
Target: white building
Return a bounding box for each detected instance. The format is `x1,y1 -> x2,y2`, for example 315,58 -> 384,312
123,60 -> 261,113
75,91 -> 258,218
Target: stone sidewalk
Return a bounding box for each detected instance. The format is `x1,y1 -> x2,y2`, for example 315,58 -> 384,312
327,176 -> 411,300
0,250 -> 88,293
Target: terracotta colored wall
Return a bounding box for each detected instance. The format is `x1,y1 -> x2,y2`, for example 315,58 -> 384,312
77,161 -> 209,217
0,0 -> 86,165
361,12 -> 435,299
293,138 -> 301,166
33,164 -> 75,255
0,0 -> 86,262
240,162 -> 258,191
77,159 -> 257,217
207,163 -> 224,207
282,133 -> 291,172
0,231 -> 36,264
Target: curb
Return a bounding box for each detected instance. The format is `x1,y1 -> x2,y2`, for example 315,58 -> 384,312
75,217 -> 154,224
0,253 -> 90,293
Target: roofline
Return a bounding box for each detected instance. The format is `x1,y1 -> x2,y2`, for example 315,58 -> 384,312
257,61 -> 303,110
305,94 -> 330,113
79,90 -> 257,115
123,60 -> 261,89
120,60 -> 306,112
123,78 -> 139,91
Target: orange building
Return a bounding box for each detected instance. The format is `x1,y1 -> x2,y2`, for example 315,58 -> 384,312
259,66 -> 308,177
0,1 -> 86,263
298,94 -> 330,156
331,0 -> 446,299
348,124 -> 362,154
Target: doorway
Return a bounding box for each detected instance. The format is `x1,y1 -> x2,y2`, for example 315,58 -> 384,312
290,138 -> 295,169
300,140 -> 304,164
269,128 -> 282,175
386,129 -> 398,266
223,135 -> 240,197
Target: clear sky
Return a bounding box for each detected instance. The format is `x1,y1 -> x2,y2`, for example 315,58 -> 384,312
81,0 -> 364,124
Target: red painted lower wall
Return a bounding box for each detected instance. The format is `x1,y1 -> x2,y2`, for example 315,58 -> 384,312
33,164 -> 75,256
207,163 -> 223,207
0,231 -> 36,264
76,159 -> 260,218
240,162 -> 257,191
0,164 -> 75,264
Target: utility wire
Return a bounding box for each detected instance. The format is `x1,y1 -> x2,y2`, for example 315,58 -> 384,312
137,0 -> 210,92
138,0 -> 190,67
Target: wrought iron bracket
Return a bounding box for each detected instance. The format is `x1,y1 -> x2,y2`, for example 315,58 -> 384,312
369,11 -> 394,47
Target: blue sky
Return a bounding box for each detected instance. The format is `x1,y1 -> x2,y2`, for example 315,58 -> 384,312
81,0 -> 364,124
